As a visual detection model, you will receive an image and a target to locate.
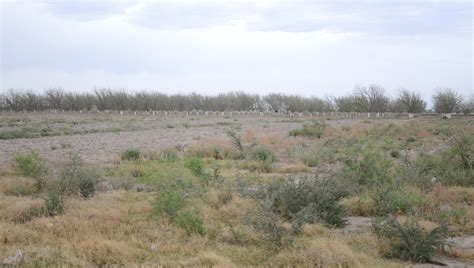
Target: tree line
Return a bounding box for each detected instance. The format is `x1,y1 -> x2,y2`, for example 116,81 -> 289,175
0,86 -> 472,114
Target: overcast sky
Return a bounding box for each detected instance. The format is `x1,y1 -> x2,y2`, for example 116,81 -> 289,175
1,0 -> 472,99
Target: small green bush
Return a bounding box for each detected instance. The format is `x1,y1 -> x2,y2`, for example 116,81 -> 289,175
13,151 -> 48,190
247,202 -> 289,248
373,216 -> 449,263
185,157 -> 205,178
15,190 -> 65,223
253,177 -> 348,232
152,182 -> 206,236
342,143 -> 392,192
250,146 -> 277,163
153,187 -> 186,220
289,121 -> 326,138
59,153 -> 99,198
176,210 -> 206,236
121,148 -> 141,161
43,190 -> 65,216
371,184 -> 424,216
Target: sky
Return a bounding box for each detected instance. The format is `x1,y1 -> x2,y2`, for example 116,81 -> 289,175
0,0 -> 472,99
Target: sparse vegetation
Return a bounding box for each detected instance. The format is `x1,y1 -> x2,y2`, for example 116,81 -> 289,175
289,121 -> 326,138
1,113 -> 473,266
13,151 -> 48,191
121,148 -> 141,161
373,216 -> 449,263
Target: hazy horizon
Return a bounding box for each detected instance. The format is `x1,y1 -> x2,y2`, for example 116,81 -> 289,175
1,0 -> 472,100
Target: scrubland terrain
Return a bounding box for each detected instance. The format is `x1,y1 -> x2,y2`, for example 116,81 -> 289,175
0,112 -> 473,267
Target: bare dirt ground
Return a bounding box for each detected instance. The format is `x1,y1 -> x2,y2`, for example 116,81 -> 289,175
0,113 -> 309,166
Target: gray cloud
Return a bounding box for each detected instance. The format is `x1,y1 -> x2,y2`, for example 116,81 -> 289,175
0,0 -> 472,97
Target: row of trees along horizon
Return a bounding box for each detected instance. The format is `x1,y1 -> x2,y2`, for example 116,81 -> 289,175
1,86 -> 473,114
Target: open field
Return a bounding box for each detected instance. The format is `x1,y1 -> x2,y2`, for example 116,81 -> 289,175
1,112 -> 473,267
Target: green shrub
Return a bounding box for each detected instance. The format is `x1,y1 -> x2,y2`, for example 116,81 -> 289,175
15,190 -> 65,223
371,184 -> 424,216
185,157 -> 205,178
342,143 -> 392,192
227,129 -> 244,152
401,134 -> 473,187
121,148 -> 141,161
43,190 -> 65,216
448,130 -> 473,170
153,187 -> 186,220
250,146 -> 277,163
299,146 -> 337,167
176,210 -> 206,236
152,182 -> 206,236
247,202 -> 289,248
373,216 -> 449,263
59,154 -> 99,198
253,177 -> 348,232
13,151 -> 48,190
289,121 -> 326,138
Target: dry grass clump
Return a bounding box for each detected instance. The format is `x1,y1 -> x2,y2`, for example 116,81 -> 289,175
268,225 -> 396,267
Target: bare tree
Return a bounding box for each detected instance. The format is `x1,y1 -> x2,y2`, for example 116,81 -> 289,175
460,95 -> 474,114
393,89 -> 426,113
45,88 -> 65,110
335,96 -> 356,112
432,88 -> 462,113
353,85 -> 389,112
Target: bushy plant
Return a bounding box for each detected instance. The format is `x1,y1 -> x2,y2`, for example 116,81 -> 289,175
153,187 -> 186,220
59,153 -> 99,198
253,177 -> 348,233
250,146 -> 277,163
371,184 -> 424,216
13,151 -> 48,190
15,189 -> 65,223
43,190 -> 65,216
121,148 -> 141,161
176,210 -> 206,236
289,121 -> 326,138
373,216 -> 449,263
247,202 -> 289,248
185,157 -> 205,178
151,182 -> 206,236
342,143 -> 392,192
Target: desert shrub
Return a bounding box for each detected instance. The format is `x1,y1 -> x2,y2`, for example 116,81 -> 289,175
185,157 -> 205,178
153,186 -> 186,220
176,210 -> 206,236
15,190 -> 65,223
250,146 -> 277,163
402,131 -> 473,187
371,184 -> 424,217
299,145 -> 337,167
373,216 -> 449,262
59,153 -> 99,198
289,121 -> 326,138
43,190 -> 65,216
241,160 -> 274,173
247,202 -> 290,248
13,151 -> 48,190
342,143 -> 392,192
226,129 -> 244,152
253,177 -> 348,232
151,182 -> 206,236
121,148 -> 141,161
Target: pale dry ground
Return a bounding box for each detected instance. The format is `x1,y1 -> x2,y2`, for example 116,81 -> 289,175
0,113 -> 297,166
0,112 -> 371,167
